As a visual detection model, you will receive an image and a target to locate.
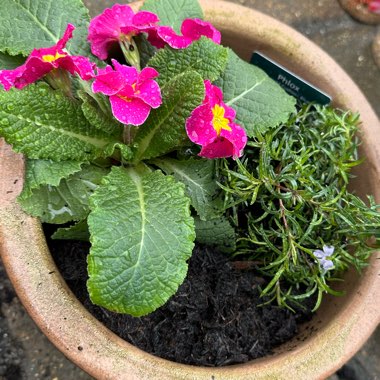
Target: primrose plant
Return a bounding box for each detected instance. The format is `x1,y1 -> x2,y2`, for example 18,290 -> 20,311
0,0 -> 295,316
6,0 -> 376,317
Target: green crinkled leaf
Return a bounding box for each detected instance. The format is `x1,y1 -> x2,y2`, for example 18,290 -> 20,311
0,52 -> 25,69
52,220 -> 89,241
0,83 -> 121,161
215,50 -> 296,137
0,0 -> 92,57
142,0 -> 203,32
21,159 -> 84,198
135,34 -> 157,69
78,90 -> 123,137
18,164 -> 108,224
133,71 -> 204,161
194,216 -> 236,253
152,157 -> 223,220
103,142 -> 133,163
87,166 -> 195,316
149,37 -> 228,85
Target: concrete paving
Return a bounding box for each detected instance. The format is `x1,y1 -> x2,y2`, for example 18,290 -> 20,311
0,0 -> 379,379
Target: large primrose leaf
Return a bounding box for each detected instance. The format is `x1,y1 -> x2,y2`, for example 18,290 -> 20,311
149,37 -> 228,85
142,0 -> 203,33
77,90 -> 123,137
152,157 -> 223,220
0,52 -> 25,70
215,50 -> 296,137
52,220 -> 90,241
133,70 -> 204,161
20,159 -> 84,198
87,166 -> 195,316
135,34 -> 157,69
18,163 -> 108,224
0,0 -> 91,57
0,83 -> 121,161
194,216 -> 236,254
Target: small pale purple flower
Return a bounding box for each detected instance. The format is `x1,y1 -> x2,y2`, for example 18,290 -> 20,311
313,245 -> 335,272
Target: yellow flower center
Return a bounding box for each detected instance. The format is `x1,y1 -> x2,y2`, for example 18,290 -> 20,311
118,95 -> 132,102
212,104 -> 231,135
120,32 -> 135,42
118,83 -> 139,102
131,83 -> 140,94
42,52 -> 67,63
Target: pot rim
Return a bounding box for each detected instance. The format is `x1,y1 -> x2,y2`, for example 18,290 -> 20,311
0,1 -> 379,379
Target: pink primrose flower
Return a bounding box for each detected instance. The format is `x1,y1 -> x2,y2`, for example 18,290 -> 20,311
92,59 -> 162,126
0,24 -> 95,91
88,4 -> 159,60
148,18 -> 221,49
185,80 -> 247,159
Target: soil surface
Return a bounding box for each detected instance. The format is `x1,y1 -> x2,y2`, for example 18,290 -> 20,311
47,231 -> 312,366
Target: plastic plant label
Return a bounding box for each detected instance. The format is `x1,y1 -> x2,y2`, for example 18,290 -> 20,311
250,52 -> 331,105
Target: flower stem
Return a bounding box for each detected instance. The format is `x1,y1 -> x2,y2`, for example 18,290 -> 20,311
119,37 -> 141,71
123,124 -> 137,145
45,68 -> 73,98
80,79 -> 110,115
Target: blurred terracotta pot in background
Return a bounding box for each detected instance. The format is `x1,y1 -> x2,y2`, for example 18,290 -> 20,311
0,1 -> 379,379
338,0 -> 380,24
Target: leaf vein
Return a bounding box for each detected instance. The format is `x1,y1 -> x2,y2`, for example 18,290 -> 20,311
226,77 -> 266,106
14,0 -> 59,44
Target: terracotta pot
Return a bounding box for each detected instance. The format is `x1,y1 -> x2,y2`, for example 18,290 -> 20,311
373,28 -> 380,68
338,0 -> 380,24
0,1 -> 379,379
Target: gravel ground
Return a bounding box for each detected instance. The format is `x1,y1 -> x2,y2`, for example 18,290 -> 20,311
0,0 -> 379,379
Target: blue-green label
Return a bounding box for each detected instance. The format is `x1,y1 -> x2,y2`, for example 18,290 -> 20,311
250,52 -> 331,105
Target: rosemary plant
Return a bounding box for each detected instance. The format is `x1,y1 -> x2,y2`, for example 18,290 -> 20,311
219,104 -> 380,310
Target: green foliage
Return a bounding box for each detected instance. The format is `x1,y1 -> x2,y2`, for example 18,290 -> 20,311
52,220 -> 90,241
215,50 -> 296,137
149,37 -> 228,85
142,0 -> 203,32
77,90 -> 123,137
153,157 -> 223,220
134,34 -> 157,69
1,0 -> 375,318
0,0 -> 92,57
194,216 -> 236,253
0,83 -> 121,161
133,71 -> 204,161
20,159 -> 84,198
219,104 -> 380,310
87,166 -> 195,316
19,164 -> 108,224
0,52 -> 25,69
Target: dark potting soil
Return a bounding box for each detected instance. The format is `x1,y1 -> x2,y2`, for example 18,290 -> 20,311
45,227 -> 314,367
